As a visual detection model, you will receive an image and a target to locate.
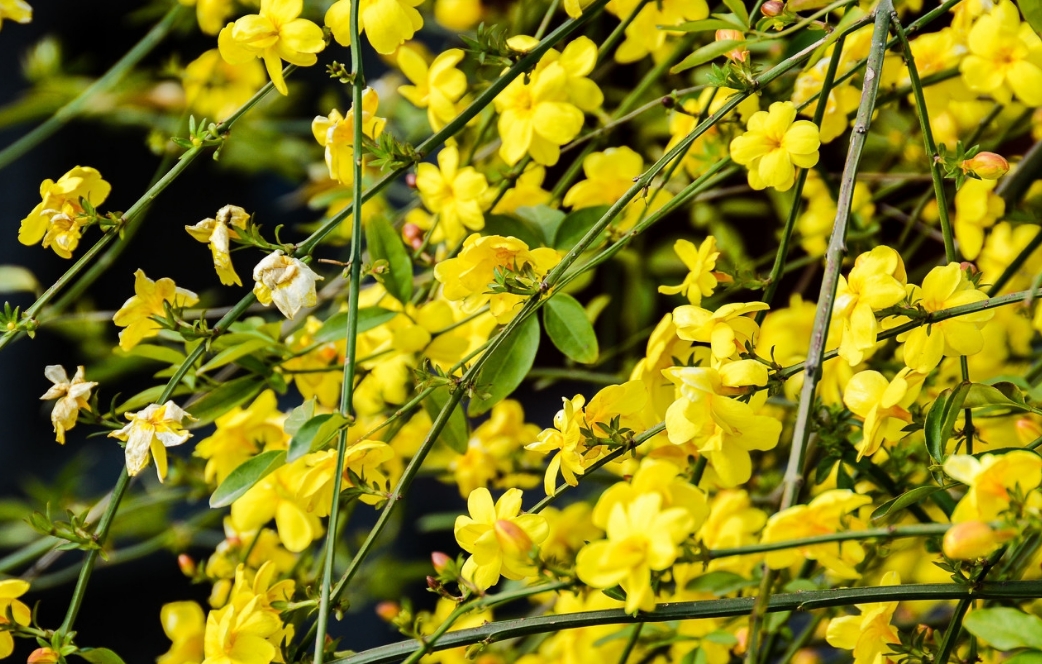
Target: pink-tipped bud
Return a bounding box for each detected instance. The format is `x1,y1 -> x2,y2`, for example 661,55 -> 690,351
959,261 -> 978,275
761,1 -> 785,17
943,521 -> 1014,560
403,222 -> 425,251
405,172 -> 418,188
960,152 -> 1010,180
431,551 -> 451,573
375,601 -> 401,622
28,648 -> 60,664
177,554 -> 196,577
715,29 -> 748,62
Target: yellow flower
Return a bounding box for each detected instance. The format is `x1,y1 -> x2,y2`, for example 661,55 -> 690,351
899,262 -> 994,373
112,269 -> 199,351
454,487 -> 549,590
202,596 -> 281,664
943,520 -> 1015,560
961,151 -> 1010,180
492,164 -> 553,214
179,0 -> 233,35
672,301 -> 768,363
434,233 -> 560,323
658,236 -> 721,305
0,580 -> 30,660
326,0 -> 423,56
825,571 -> 902,664
0,0 -> 30,30
564,0 -> 595,18
446,399 -> 542,498
979,221 -> 1042,293
843,368 -> 924,460
40,365 -> 97,445
416,146 -> 490,246
252,251 -> 323,319
494,60 -> 585,166
398,46 -> 467,131
575,492 -> 696,614
110,401 -> 195,482
954,176 -> 1005,260
538,37 -> 604,113
186,205 -> 250,287
433,0 -> 482,30
665,88 -> 757,178
282,317 -> 343,408
312,88 -> 387,185
833,246 -> 908,366
761,489 -> 872,578
729,101 -> 821,191
19,166 -> 111,259
540,502 -> 602,564
563,146 -> 642,206
158,601 -> 206,664
592,458 -> 708,533
183,49 -> 266,121
698,490 -> 767,576
612,0 -> 709,63
194,390 -> 287,485
231,461 -> 322,553
960,0 -> 1042,107
217,0 -> 325,96
943,451 -> 1042,522
295,440 -> 395,508
663,362 -> 781,487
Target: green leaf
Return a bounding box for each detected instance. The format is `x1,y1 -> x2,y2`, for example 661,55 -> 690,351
366,215 -> 413,303
1006,651 -> 1042,664
210,450 -> 286,508
721,0 -> 749,27
468,315 -> 540,416
197,338 -> 273,374
121,344 -> 186,365
686,571 -> 754,596
482,214 -> 545,249
1019,0 -> 1042,34
924,383 -> 970,463
553,206 -> 609,251
543,293 -> 599,364
672,17 -> 747,32
0,265 -> 39,294
964,382 -> 1035,412
964,607 -> 1042,650
77,648 -> 127,664
423,385 -> 469,454
187,376 -> 264,427
516,205 -> 566,246
314,307 -> 399,343
671,40 -> 743,74
287,412 -> 350,462
284,398 -> 317,435
871,486 -> 943,521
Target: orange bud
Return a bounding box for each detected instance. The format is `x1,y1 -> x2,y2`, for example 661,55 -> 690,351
761,1 -> 785,16
494,519 -> 534,558
28,648 -> 60,664
375,601 -> 401,622
431,551 -> 451,573
715,29 -> 748,62
960,152 -> 1010,180
943,521 -> 1015,560
177,554 -> 196,577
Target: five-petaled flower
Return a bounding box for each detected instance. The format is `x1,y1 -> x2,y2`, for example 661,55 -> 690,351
40,365 -> 97,445
312,88 -> 387,185
109,401 -> 195,482
397,46 -> 467,132
729,101 -> 820,191
252,251 -> 323,319
416,146 -> 490,246
454,487 -> 549,591
113,270 -> 199,351
326,0 -> 424,55
19,166 -> 111,259
658,236 -> 722,305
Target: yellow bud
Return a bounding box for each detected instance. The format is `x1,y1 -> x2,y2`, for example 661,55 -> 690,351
761,0 -> 785,16
28,648 -> 60,664
431,551 -> 451,573
942,521 -> 1015,560
506,35 -> 540,53
960,152 -> 1010,180
177,553 -> 196,577
494,519 -> 534,558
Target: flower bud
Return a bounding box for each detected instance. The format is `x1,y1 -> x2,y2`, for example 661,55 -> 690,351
715,29 -> 748,62
403,223 -> 425,250
431,551 -> 452,573
494,519 -> 534,559
959,261 -> 979,276
177,553 -> 196,577
761,1 -> 785,16
960,152 -> 1010,180
375,601 -> 401,622
942,521 -> 1015,560
405,172 -> 417,189
27,648 -> 60,664
1016,417 -> 1042,445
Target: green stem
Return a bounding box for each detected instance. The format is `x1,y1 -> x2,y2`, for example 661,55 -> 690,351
0,4 -> 188,171
0,538 -> 59,576
986,227 -> 1042,297
616,623 -> 643,664
331,581 -> 1042,664
997,138 -> 1042,205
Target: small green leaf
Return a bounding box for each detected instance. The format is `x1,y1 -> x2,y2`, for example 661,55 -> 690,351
516,205 -> 566,246
424,385 -> 469,454
468,315 -> 540,416
287,412 -> 350,461
671,40 -> 743,74
77,648 -> 127,664
964,607 -> 1042,650
284,398 -> 317,435
721,0 -> 749,27
924,383 -> 970,463
366,215 -> 413,303
671,17 -> 747,32
871,486 -> 943,521
543,293 -> 599,364
482,214 -> 545,249
197,338 -> 272,374
121,344 -> 187,365
1019,0 -> 1042,34
187,376 -> 264,427
210,450 -> 286,508
964,382 -> 1034,412
553,206 -> 609,251
1006,651 -> 1042,664
314,307 -> 399,343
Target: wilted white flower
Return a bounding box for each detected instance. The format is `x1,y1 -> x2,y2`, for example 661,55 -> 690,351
185,205 -> 249,286
252,250 -> 323,319
40,365 -> 97,444
109,401 -> 194,482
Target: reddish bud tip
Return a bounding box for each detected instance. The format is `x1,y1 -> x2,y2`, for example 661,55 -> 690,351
405,173 -> 418,188
761,0 -> 785,16
177,553 -> 196,577
375,601 -> 401,622
431,551 -> 451,573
